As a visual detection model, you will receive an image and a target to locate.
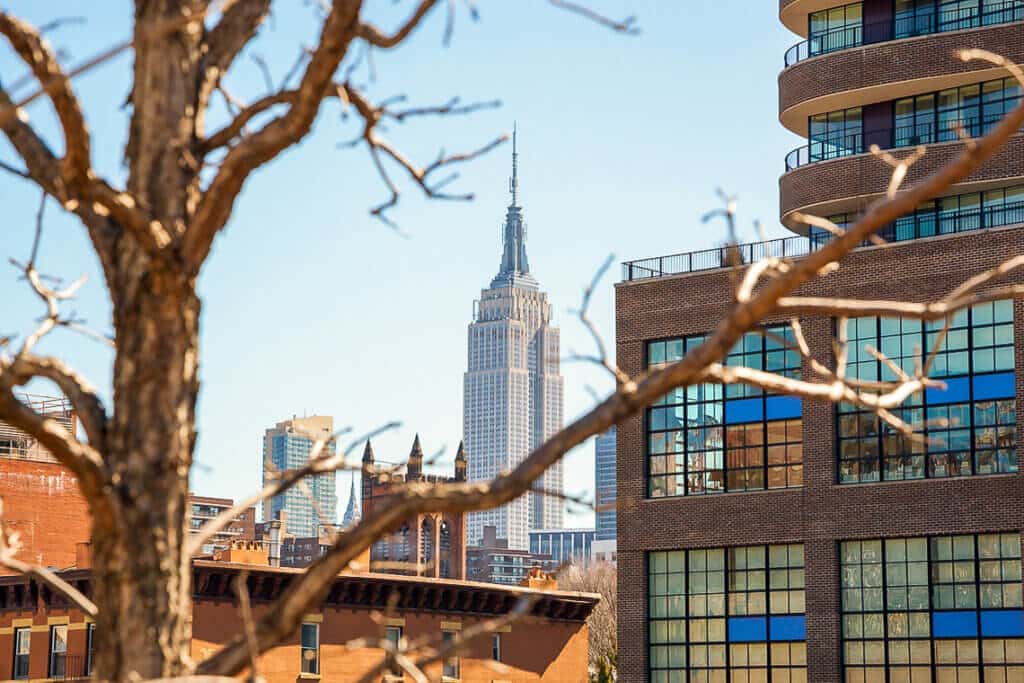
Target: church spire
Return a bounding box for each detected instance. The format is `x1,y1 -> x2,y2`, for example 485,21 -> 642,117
491,123 -> 536,289
341,472 -> 359,526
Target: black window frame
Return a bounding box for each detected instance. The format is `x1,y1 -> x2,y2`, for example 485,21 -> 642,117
441,629 -> 460,680
836,301 -> 1016,484
492,633 -> 501,663
645,327 -> 803,499
48,623 -> 68,679
12,626 -> 30,680
300,621 -> 319,675
85,622 -> 96,677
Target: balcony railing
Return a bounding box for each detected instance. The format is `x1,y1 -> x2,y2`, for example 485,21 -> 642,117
623,201 -> 1024,282
784,2 -> 1024,67
784,116 -> 1018,171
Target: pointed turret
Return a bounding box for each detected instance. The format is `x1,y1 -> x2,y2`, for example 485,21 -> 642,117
490,124 -> 537,290
408,433 -> 423,479
454,440 -> 467,482
362,439 -> 375,464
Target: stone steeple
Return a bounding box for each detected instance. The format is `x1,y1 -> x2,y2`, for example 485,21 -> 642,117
408,434 -> 423,479
454,440 -> 467,482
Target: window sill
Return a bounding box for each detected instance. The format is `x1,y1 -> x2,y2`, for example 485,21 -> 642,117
298,673 -> 321,680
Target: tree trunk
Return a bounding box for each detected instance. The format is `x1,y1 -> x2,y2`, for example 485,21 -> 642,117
92,238 -> 200,681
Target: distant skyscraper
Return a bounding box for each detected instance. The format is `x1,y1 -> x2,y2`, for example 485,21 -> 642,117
595,427 -> 617,541
463,127 -> 564,550
262,415 -> 338,537
341,472 -> 359,527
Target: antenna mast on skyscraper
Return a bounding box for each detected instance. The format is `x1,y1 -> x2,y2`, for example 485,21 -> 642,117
509,122 -> 519,207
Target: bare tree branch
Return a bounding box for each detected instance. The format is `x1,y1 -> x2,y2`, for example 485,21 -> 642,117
549,0 -> 639,34
356,1 -> 441,48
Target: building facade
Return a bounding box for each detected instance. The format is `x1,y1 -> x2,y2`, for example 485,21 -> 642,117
361,436 -> 467,579
529,529 -> 595,567
617,3 -> 1024,681
0,396 -> 90,571
0,559 -> 597,682
464,129 -> 564,550
188,494 -> 256,556
595,425 -> 617,542
262,415 -> 338,538
467,525 -> 557,585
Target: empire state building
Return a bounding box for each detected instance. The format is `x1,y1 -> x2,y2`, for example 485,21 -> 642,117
463,129 -> 564,550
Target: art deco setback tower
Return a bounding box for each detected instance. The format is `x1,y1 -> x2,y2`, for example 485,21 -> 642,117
617,3 -> 1024,681
464,129 -> 564,550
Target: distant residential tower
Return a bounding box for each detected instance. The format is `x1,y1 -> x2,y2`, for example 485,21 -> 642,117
262,415 -> 338,538
463,128 -> 564,549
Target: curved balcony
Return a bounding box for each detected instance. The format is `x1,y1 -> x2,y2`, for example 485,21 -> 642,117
778,132 -> 1024,227
779,0 -> 846,35
784,3 -> 1024,67
779,19 -> 1024,135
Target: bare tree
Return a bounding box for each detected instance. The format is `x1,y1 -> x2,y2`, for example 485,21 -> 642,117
558,562 -> 616,679
0,1 -> 1022,681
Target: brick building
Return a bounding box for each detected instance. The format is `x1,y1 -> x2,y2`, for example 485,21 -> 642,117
467,525 -> 557,586
0,396 -> 90,571
188,494 -> 256,556
617,2 -> 1024,681
0,558 -> 597,682
362,435 -> 468,580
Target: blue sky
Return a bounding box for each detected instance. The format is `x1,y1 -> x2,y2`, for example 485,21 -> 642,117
1,2 -> 800,526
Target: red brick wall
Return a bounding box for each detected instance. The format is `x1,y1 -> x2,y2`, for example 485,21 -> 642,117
614,226 -> 1024,682
0,459 -> 91,571
779,21 -> 1024,115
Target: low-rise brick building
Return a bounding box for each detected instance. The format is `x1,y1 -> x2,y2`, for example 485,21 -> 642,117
0,559 -> 597,682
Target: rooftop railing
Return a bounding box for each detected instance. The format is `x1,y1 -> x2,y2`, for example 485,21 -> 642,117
784,2 -> 1024,67
622,201 -> 1024,282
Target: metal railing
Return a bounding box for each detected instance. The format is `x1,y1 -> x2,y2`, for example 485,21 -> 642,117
621,236 -> 813,281
49,655 -> 88,681
784,2 -> 1024,67
785,116 -> 1017,171
622,201 -> 1024,282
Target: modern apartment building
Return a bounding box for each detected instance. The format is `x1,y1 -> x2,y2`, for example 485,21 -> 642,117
262,415 -> 338,538
617,2 -> 1024,681
464,129 -> 564,549
529,528 -> 595,567
188,494 -> 256,556
594,427 -> 618,563
467,525 -> 557,585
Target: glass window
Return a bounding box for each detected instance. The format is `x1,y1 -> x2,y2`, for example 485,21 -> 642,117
385,626 -> 403,677
442,630 -> 460,679
13,627 -> 30,680
809,2 -> 863,56
837,301 -> 1016,483
647,328 -> 802,498
649,545 -> 806,683
85,623 -> 96,677
843,533 -> 1024,682
809,107 -> 863,162
48,624 -> 68,679
300,622 -> 319,675
492,633 -> 501,662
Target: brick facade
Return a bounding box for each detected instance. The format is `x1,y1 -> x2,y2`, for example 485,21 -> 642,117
0,562 -> 596,682
780,133 -> 1024,222
779,21 -> 1024,118
615,222 -> 1024,682
0,459 -> 91,572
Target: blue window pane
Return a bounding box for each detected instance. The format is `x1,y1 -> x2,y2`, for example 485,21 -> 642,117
932,611 -> 979,637
926,376 -> 971,404
724,398 -> 763,425
973,372 -> 1015,400
727,616 -> 767,642
769,616 -> 807,641
765,396 -> 802,420
980,609 -> 1024,636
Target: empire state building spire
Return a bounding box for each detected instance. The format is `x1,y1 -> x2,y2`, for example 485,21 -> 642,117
491,124 -> 537,289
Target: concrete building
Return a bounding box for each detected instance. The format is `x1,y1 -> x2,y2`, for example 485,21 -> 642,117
188,494 -> 256,556
467,525 -> 557,586
262,415 -> 338,538
464,128 -> 564,550
0,395 -> 90,571
529,528 -> 595,567
362,436 -> 467,579
593,427 -> 617,564
0,555 -> 598,682
617,4 -> 1024,681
